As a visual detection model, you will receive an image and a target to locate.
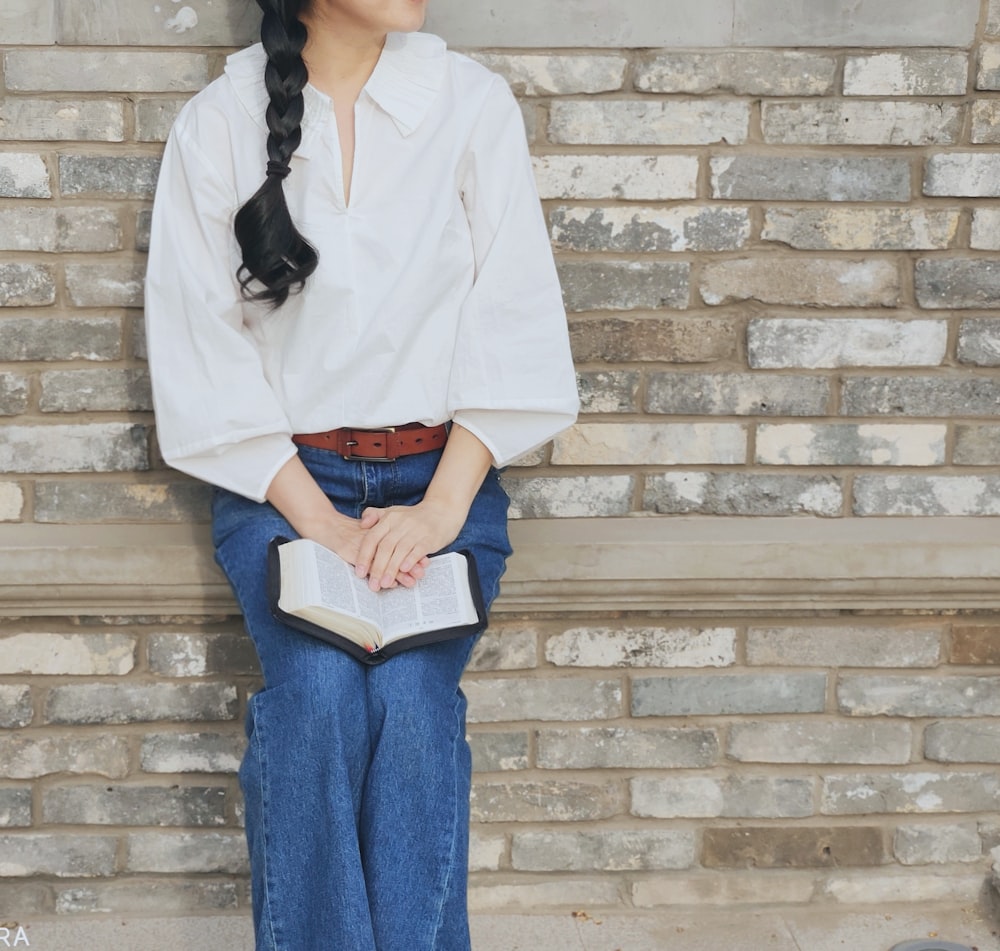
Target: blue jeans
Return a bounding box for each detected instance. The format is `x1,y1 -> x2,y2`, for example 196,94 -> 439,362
212,445 -> 512,951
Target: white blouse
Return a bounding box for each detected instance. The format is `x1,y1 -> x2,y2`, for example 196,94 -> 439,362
144,31 -> 579,503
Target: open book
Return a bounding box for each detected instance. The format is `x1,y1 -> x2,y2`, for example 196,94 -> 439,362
266,537 -> 486,664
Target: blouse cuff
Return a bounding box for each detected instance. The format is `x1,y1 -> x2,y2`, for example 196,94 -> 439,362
452,405 -> 578,469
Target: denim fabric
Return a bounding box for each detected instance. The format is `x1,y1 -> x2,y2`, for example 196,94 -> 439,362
212,445 -> 512,951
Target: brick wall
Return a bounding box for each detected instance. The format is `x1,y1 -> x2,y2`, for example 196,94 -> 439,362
2,0 -> 1000,924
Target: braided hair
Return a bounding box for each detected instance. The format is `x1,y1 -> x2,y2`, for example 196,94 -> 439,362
233,0 -> 318,308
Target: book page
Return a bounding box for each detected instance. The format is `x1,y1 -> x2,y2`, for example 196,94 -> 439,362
380,553 -> 478,644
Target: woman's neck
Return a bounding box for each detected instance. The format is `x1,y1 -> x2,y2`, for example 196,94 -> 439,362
299,12 -> 386,101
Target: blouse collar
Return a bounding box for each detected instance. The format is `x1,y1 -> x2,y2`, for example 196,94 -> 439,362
224,31 -> 448,158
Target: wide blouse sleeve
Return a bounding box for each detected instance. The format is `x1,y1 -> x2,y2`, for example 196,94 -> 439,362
448,76 -> 579,467
144,116 -> 297,503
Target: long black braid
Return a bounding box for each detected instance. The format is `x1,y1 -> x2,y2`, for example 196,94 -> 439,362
233,0 -> 318,307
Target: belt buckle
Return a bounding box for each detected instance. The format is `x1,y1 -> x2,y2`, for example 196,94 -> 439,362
341,427 -> 396,462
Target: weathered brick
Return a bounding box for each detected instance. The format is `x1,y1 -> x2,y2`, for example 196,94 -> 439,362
65,262 -> 146,308
701,258 -> 899,308
954,425 -> 1000,465
925,721 -> 1000,764
551,205 -> 750,253
958,317 -> 1000,364
4,51 -> 209,92
147,632 -> 259,677
0,99 -> 124,141
981,819 -> 1000,851
0,424 -> 147,474
471,781 -> 624,822
558,261 -> 689,312
633,873 -> 815,908
0,882 -> 53,916
0,632 -> 134,675
43,784 -> 227,826
469,879 -> 621,911
0,686 -> 32,729
125,831 -> 248,873
0,263 -> 56,307
643,472 -> 844,517
845,52 -> 968,96
0,484 -> 24,521
532,154 -> 698,201
136,209 -> 153,252
468,731 -> 529,772
59,155 -> 160,198
537,726 -> 718,770
842,376 -> 1000,416
467,625 -> 537,672
570,317 -> 738,363
468,830 -> 505,872
712,156 -> 910,202
35,480 -> 212,523
917,259 -> 1000,308
0,316 -> 120,361
854,474 -> 1000,516
838,675 -> 1000,717
0,790 -> 31,828
465,677 -> 621,723
702,827 -> 884,869
632,673 -> 827,717
55,881 -> 237,914
747,626 -> 942,668
635,50 -> 835,96
135,98 -> 188,142
755,423 -> 946,467
502,475 -> 634,518
762,101 -> 962,146
41,367 -> 148,413
0,153 -> 50,198
749,317 -> 948,368
925,153 -> 1000,196
45,683 -> 238,725
545,626 -> 735,669
972,100 -> 1000,144
0,834 -> 117,878
0,373 -> 29,416
0,206 -> 121,253
728,721 -> 913,765
646,372 -> 830,415
552,422 -> 746,466
951,625 -> 1000,665
762,208 -> 958,252
822,771 -> 1000,815
821,872 -> 983,904
577,370 -> 640,414
469,53 -> 625,95
549,100 -> 749,146
633,776 -> 814,820
512,830 -> 695,872
980,42 -> 1000,89
0,735 -> 129,780
140,732 -> 245,774
894,823 -> 982,865
971,210 -> 1000,252
2,0 -> 57,44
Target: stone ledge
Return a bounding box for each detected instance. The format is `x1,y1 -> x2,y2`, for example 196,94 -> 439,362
1,517 -> 999,616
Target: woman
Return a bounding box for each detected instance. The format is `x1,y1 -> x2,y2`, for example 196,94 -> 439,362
144,0 -> 579,948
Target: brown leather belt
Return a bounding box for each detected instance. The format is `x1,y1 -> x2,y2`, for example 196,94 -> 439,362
292,423 -> 448,461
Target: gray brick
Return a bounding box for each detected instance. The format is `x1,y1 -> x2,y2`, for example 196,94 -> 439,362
55,881 -> 237,914
468,731 -> 529,771
551,205 -> 750,253
704,258 -> 899,308
571,317 -> 738,363
958,318 -> 1000,365
45,683 -> 238,725
729,721 -> 913,765
502,475 -> 634,518
467,625 -> 537,672
748,626 -> 942,668
558,261 -> 689,312
762,101 -> 962,146
469,879 -> 622,910
925,154 -> 1000,197
894,823 -> 982,865
40,368 -> 151,413
0,484 -> 24,522
954,425 -> 1000,465
0,632 -> 135,675
632,673 -> 827,717
125,831 -> 248,873
632,775 -> 814,819
0,882 -> 52,916
536,726 -> 719,770
4,51 -> 209,92
43,784 -> 226,826
0,99 -> 123,141
0,316 -> 120,361
0,206 -> 121,253
0,263 -> 56,307
131,312 -> 148,359
512,829 -> 695,872
59,155 -> 160,198
532,154 -> 698,201
0,790 -> 31,828
0,686 -> 32,728
148,632 -> 259,677
65,262 -> 146,308
756,423 -> 946,467
0,834 -> 117,877
821,871 -> 983,905
0,153 -> 50,198
545,625 -> 735,669
468,831 -> 505,872
839,675 -> 1000,717
635,50 -> 835,96
917,259 -> 1000,308
577,370 -> 640,414
842,376 -> 1000,416
135,98 -> 188,142
3,0 -> 57,44
845,52 -> 968,96
469,53 -> 626,95
136,209 -> 153,253
925,721 -> 1000,763
0,374 -> 28,416
972,101 -> 1000,144
712,156 -> 911,202
0,735 -> 129,779
35,479 -> 211,523
553,422 -> 746,466
549,100 -> 749,146
646,371 -> 830,415
0,424 -> 147,474
822,771 -> 1000,815
643,472 -> 844,517
471,781 -> 624,823
749,317 -> 948,368
762,208 -> 958,252
465,677 -> 621,723
140,732 -> 245,774
971,209 -> 1000,251
854,474 -> 1000,516
980,42 -> 1000,89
